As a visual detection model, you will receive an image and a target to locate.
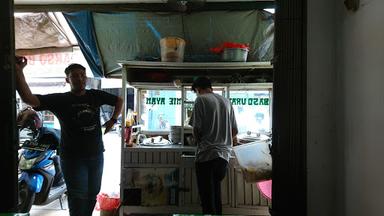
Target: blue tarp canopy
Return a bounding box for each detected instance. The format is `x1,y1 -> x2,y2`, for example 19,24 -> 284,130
64,11 -> 104,78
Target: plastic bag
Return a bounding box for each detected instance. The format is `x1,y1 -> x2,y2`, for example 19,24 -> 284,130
241,167 -> 272,183
96,192 -> 120,211
233,141 -> 272,183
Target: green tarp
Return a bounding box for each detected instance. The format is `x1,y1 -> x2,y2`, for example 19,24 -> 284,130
92,10 -> 274,76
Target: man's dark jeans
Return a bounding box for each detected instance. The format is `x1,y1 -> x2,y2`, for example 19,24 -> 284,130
61,154 -> 104,216
195,157 -> 228,215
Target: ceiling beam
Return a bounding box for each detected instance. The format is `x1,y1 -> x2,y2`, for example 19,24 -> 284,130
14,2 -> 275,12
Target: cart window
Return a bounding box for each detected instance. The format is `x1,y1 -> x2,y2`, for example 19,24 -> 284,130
183,86 -> 226,127
229,90 -> 272,134
138,89 -> 182,131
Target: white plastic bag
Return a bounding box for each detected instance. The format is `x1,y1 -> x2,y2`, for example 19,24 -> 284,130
233,141 -> 272,183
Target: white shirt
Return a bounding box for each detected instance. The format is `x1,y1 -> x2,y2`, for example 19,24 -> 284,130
189,92 -> 238,162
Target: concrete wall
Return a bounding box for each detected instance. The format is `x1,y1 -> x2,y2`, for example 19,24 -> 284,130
307,0 -> 338,215
308,0 -> 384,215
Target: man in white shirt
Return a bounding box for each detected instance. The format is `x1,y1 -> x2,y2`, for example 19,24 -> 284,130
189,76 -> 238,215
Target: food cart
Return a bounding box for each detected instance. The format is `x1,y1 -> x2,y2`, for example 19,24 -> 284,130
116,60 -> 273,215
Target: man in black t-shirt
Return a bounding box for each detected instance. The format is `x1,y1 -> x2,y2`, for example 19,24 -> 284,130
15,58 -> 123,216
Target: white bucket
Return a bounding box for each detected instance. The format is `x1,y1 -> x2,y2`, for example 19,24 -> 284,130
160,37 -> 185,62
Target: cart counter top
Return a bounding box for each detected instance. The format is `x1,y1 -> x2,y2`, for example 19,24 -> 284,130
124,144 -> 196,152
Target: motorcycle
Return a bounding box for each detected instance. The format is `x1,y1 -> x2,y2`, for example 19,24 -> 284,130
17,108 -> 67,213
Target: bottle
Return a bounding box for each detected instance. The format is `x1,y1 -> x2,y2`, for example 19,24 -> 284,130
125,109 -> 134,146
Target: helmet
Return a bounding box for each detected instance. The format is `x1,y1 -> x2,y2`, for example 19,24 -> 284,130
17,107 -> 43,132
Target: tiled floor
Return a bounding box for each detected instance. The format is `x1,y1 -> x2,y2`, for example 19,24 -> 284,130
29,132 -> 121,216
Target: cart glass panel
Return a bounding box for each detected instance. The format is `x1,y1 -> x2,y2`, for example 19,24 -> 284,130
138,89 -> 182,131
229,90 -> 272,134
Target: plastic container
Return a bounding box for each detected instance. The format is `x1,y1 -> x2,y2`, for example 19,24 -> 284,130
168,125 -> 182,144
257,179 -> 272,200
160,37 -> 185,62
232,141 -> 272,182
222,48 -> 248,62
124,126 -> 132,146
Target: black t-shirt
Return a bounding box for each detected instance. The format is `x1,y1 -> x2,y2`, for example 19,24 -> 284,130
35,89 -> 118,158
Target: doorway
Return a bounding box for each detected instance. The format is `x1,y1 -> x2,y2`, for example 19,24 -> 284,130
1,0 -> 307,215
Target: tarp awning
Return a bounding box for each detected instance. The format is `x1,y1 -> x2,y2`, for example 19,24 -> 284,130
14,6 -> 274,78
15,12 -> 77,55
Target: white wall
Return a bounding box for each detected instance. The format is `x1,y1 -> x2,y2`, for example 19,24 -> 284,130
308,0 -> 384,215
338,0 -> 384,215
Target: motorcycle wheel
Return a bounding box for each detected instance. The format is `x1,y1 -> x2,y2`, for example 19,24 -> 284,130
18,181 -> 35,213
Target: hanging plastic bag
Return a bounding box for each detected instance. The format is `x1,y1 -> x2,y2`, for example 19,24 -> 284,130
233,141 -> 272,183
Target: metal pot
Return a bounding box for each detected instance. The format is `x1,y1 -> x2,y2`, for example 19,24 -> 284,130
222,48 -> 248,62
